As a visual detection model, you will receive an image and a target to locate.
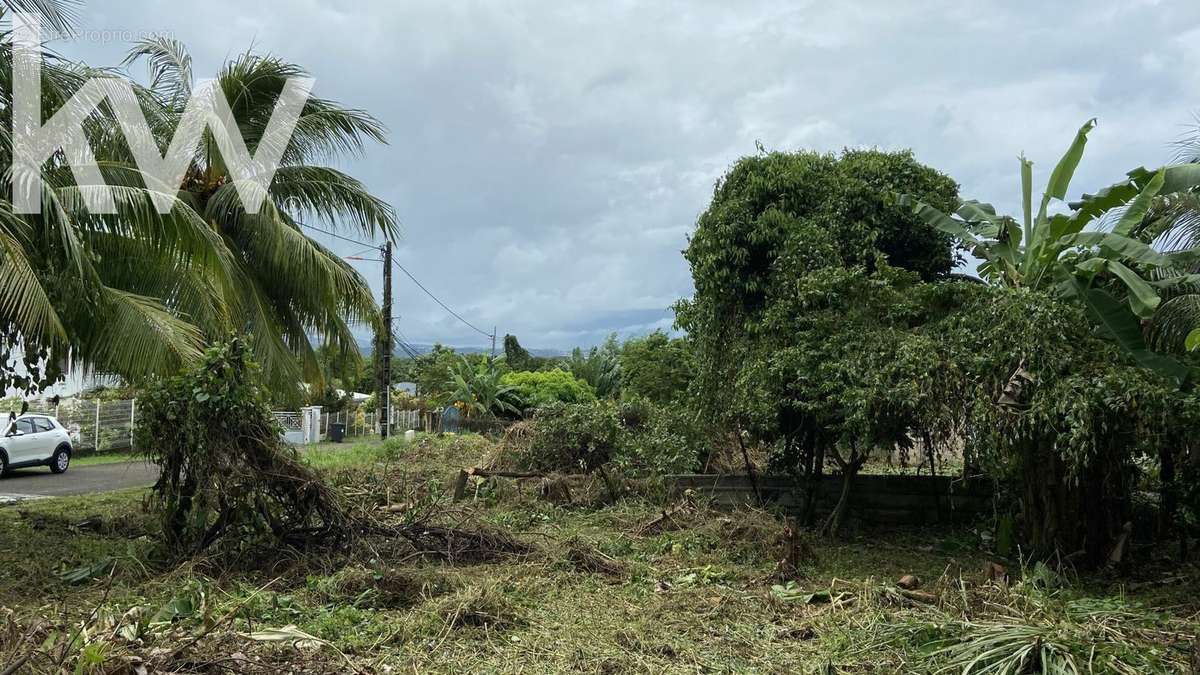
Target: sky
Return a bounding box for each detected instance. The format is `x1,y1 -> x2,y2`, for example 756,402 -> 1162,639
47,0 -> 1200,351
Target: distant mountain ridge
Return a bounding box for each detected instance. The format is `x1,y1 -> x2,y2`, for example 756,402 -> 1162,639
358,339 -> 566,358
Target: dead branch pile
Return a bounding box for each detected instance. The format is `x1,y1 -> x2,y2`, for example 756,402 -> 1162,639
392,522 -> 534,563
481,421 -> 536,471
138,340 -> 351,559
565,538 -> 627,577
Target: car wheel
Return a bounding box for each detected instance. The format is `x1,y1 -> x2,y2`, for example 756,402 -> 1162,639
49,446 -> 70,474
0,452 -> 7,477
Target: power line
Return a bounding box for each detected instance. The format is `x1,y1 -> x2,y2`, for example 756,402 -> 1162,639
391,258 -> 493,339
343,245 -> 380,260
299,222 -> 374,248
298,222 -> 495,341
394,328 -> 423,360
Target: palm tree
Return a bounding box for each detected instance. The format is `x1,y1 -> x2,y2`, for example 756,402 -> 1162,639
0,19 -> 227,395
123,38 -> 399,397
0,21 -> 397,399
1127,125 -> 1200,355
563,334 -> 621,398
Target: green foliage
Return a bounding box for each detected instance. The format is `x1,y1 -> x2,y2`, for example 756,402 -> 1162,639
136,338 -> 347,557
446,357 -> 520,418
613,396 -> 706,476
313,343 -> 366,391
683,148 -> 958,318
681,139 -> 1200,559
562,334 -> 621,398
500,369 -> 595,412
619,331 -> 693,404
521,401 -> 621,474
78,384 -> 141,402
679,147 -> 959,426
503,334 -> 532,366
903,119 -> 1200,382
418,346 -> 480,404
501,334 -> 554,372
516,398 -> 703,477
306,384 -> 354,414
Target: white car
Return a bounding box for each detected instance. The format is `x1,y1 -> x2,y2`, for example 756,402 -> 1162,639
0,414 -> 74,476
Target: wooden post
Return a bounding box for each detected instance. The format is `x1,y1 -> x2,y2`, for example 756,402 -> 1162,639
452,470 -> 470,502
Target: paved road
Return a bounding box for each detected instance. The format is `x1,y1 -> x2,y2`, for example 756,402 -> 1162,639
0,461 -> 157,499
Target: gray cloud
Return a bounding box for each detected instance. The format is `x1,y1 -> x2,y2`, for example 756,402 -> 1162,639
48,0 -> 1200,349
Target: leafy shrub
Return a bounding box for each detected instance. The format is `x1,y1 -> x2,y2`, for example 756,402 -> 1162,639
619,331 -> 693,404
516,398 -> 704,477
500,369 -> 595,412
521,400 -> 620,473
136,338 -> 348,557
615,397 -> 705,476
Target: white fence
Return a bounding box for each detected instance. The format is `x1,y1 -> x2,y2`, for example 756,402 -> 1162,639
319,408 -> 438,440
10,399 -> 453,452
18,399 -> 136,453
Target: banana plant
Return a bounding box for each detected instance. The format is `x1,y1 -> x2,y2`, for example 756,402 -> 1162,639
445,356 -> 520,418
1188,328 -> 1200,352
902,119 -> 1200,383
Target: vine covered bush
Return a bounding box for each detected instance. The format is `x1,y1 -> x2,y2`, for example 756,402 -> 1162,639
927,285 -> 1200,561
678,146 -> 1200,563
136,339 -> 348,558
513,398 -> 704,477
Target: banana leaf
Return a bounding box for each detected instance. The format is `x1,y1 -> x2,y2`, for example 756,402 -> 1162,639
1068,278 -> 1192,385
1052,232 -> 1171,267
1104,259 -> 1162,318
1112,168 -> 1165,236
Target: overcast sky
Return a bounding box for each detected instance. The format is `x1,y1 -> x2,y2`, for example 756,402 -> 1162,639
50,0 -> 1200,351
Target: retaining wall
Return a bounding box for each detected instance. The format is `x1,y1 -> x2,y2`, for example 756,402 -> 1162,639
667,473 -> 992,525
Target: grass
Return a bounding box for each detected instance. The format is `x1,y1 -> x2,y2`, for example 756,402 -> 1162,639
1,433 -> 1196,673
71,452 -> 146,467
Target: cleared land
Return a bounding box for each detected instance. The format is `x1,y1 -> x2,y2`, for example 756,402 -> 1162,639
1,435 -> 1196,673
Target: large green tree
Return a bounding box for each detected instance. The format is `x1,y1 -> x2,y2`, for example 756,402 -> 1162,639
619,330 -> 692,405
678,148 -> 959,425
678,148 -> 961,535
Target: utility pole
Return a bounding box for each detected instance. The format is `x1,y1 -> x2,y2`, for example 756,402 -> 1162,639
490,326 -> 497,361
380,241 -> 393,440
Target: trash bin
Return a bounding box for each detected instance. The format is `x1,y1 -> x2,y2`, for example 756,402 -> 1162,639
329,422 -> 346,443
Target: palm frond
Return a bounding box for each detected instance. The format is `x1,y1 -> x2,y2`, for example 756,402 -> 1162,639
1146,294 -> 1200,354
122,35 -> 193,102
0,0 -> 78,35
0,217 -> 64,342
268,165 -> 399,240
69,287 -> 206,383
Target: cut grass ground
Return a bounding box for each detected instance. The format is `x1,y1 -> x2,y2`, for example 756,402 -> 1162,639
1,434 -> 1197,673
